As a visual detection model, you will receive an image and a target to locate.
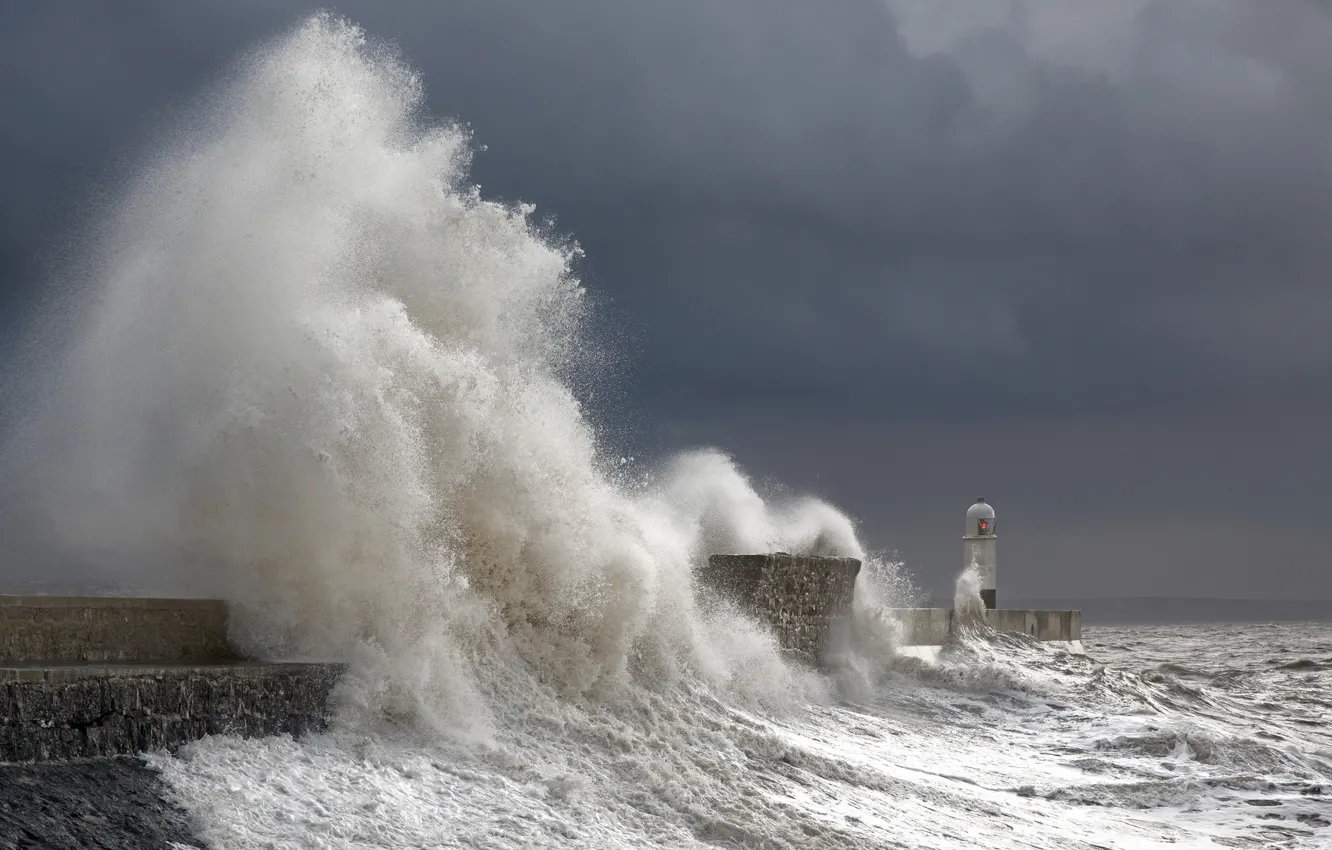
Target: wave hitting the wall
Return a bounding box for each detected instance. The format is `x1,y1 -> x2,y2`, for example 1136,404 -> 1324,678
0,14 -> 906,742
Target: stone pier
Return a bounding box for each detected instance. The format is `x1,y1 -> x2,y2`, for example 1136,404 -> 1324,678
0,595 -> 342,762
890,607 -> 1081,646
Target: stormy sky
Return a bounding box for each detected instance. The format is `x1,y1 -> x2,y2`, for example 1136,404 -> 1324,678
2,1 -> 1330,600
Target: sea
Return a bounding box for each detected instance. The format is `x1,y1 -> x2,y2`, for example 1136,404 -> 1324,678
132,622 -> 1330,850
0,13 -> 1327,850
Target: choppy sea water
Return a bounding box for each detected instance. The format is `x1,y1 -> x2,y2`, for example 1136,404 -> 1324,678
148,622 -> 1331,849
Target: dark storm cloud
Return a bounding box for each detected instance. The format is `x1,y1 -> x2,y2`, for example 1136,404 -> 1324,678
359,0 -> 1332,419
2,2 -> 1329,596
4,0 -> 1330,420
0,1 -> 292,313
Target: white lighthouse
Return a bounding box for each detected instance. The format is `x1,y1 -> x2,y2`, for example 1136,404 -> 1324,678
964,497 -> 997,609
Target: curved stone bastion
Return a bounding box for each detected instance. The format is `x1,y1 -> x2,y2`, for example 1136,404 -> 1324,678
703,553 -> 862,660
0,595 -> 342,762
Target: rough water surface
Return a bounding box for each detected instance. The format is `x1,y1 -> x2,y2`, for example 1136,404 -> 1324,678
6,623 -> 1327,849
150,622 -> 1331,849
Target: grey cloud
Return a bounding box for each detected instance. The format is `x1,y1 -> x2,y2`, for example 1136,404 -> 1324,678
1,2 -> 1329,596
340,0 -> 1331,418
0,1 -> 292,310
4,2 -> 1330,420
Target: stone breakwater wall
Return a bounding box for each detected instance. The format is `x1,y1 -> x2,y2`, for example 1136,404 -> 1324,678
890,607 -> 1082,646
694,557 -> 1081,663
988,608 -> 1081,642
0,663 -> 340,762
0,595 -> 235,664
703,554 -> 861,660
1,595 -> 343,763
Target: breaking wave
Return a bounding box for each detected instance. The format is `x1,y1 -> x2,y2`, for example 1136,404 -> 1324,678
0,14 -> 900,742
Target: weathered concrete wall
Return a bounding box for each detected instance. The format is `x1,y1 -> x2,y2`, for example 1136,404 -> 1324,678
890,608 -> 952,646
704,554 -> 860,660
0,663 -> 342,762
889,608 -> 1082,645
0,596 -> 235,664
987,608 -> 1081,641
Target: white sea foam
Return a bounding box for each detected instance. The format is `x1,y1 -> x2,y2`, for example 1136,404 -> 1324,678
953,561 -> 986,624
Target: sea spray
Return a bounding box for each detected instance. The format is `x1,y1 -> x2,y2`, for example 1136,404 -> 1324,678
953,561 -> 987,625
821,550 -> 923,698
0,13 -> 887,740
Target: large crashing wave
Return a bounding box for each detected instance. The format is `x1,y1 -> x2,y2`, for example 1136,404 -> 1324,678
1,14 -> 899,736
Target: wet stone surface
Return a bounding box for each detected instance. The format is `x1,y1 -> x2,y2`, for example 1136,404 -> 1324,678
0,756 -> 200,849
0,664 -> 341,761
703,554 -> 861,660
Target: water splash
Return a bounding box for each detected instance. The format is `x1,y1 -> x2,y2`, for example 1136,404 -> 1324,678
953,561 -> 987,624
0,13 -> 869,737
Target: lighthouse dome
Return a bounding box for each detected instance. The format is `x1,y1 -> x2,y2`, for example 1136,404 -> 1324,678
965,498 -> 996,536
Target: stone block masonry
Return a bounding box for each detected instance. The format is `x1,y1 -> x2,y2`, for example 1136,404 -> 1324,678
704,554 -> 860,660
0,663 -> 341,762
890,608 -> 953,647
987,608 -> 1081,642
0,595 -> 235,664
889,607 -> 1081,645
0,595 -> 344,763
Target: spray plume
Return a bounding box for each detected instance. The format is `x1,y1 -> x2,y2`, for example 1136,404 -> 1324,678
0,14 -> 908,735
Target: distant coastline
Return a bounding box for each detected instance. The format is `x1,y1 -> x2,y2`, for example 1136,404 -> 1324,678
997,597 -> 1332,625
